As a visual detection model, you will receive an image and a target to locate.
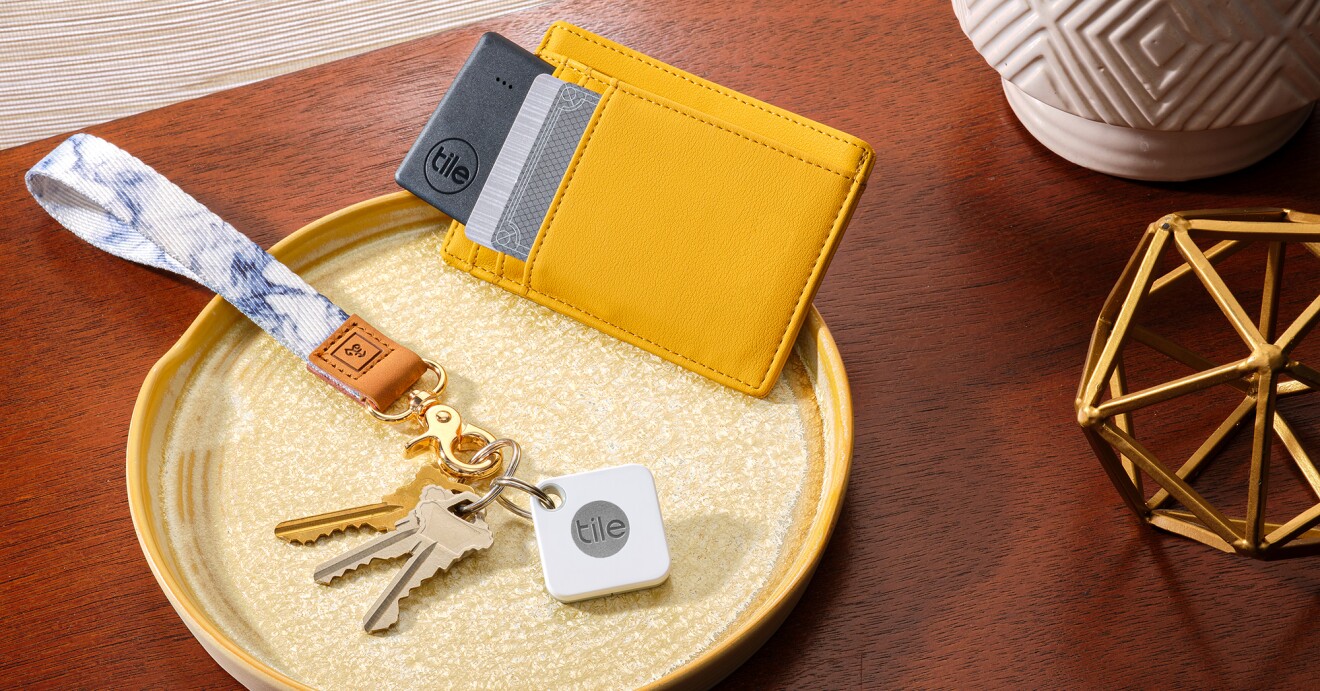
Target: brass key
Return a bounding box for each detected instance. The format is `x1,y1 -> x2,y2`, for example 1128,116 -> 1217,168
275,465 -> 470,544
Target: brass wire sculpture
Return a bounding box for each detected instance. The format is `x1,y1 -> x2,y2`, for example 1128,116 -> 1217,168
1077,209 -> 1320,559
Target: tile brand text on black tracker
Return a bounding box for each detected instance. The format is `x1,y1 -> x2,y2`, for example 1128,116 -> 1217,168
425,139 -> 477,194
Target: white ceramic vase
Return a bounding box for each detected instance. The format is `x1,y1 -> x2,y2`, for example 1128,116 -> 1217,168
953,0 -> 1320,181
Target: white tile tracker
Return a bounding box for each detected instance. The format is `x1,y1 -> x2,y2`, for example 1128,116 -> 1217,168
530,464 -> 670,602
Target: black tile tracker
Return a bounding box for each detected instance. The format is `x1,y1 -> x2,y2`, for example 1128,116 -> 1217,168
396,32 -> 555,224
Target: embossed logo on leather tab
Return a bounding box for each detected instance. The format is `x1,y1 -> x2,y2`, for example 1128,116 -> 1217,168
309,315 -> 425,410
331,332 -> 383,373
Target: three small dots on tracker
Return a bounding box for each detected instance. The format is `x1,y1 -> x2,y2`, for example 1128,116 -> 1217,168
495,77 -> 513,89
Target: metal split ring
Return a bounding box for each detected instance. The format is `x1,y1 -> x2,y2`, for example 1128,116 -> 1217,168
437,427 -> 502,480
490,476 -> 555,520
456,439 -> 555,519
468,436 -> 517,473
368,359 -> 449,422
455,439 -> 520,516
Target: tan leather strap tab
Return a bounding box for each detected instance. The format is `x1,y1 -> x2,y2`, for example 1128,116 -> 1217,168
307,315 -> 426,410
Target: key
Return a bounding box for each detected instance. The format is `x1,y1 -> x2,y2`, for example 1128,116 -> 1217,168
313,512 -> 426,583
315,485 -> 494,632
274,465 -> 470,544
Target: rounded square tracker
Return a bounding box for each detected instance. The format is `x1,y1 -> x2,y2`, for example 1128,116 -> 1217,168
531,464 -> 670,602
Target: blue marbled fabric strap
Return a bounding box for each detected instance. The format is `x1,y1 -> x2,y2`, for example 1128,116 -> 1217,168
25,134 -> 348,360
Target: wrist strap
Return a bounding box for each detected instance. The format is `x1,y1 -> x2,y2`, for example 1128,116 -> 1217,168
26,134 -> 425,410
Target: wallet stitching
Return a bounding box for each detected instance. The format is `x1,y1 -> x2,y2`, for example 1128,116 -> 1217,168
524,85 -> 613,289
756,145 -> 871,390
547,55 -> 849,177
526,286 -> 757,386
312,317 -> 394,380
467,227 -> 481,265
551,53 -> 848,177
616,85 -> 850,179
582,71 -> 610,92
552,23 -> 864,153
536,26 -> 559,55
517,67 -> 597,286
440,219 -> 472,269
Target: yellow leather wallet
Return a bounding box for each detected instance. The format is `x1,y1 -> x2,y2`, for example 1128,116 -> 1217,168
441,22 -> 874,396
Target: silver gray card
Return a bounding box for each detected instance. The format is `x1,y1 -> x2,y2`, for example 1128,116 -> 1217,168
487,79 -> 601,260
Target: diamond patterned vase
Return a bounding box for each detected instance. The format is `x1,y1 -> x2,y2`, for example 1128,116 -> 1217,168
953,1 -> 1320,181
1078,209 -> 1320,558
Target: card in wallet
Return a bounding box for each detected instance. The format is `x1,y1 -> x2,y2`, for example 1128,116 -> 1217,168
440,22 -> 874,397
466,74 -> 602,260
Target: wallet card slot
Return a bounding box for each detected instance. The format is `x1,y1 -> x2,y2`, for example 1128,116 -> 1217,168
441,58 -> 601,291
518,74 -> 868,393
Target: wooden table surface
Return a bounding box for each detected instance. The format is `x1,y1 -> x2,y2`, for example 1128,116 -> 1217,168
6,0 -> 1320,687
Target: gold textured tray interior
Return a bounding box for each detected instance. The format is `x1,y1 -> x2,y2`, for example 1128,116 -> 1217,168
134,196 -> 843,689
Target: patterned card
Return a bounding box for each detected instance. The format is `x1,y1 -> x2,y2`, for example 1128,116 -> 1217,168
463,74 -> 601,260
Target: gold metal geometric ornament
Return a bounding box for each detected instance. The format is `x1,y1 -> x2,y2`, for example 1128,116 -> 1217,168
1077,209 -> 1320,558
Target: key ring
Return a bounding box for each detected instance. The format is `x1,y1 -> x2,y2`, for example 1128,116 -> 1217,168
456,439 -> 555,519
489,476 -> 555,520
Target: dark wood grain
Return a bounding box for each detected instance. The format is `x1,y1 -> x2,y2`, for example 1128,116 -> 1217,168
5,0 -> 1320,687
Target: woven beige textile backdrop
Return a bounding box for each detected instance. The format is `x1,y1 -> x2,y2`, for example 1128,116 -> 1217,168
0,0 -> 541,150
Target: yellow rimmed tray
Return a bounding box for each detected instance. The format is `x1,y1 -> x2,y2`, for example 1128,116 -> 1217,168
127,192 -> 852,689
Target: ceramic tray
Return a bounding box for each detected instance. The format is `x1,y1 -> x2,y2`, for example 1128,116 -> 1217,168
127,192 -> 852,689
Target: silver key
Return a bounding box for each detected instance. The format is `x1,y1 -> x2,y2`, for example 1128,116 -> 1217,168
313,513 -> 425,583
314,485 -> 494,632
